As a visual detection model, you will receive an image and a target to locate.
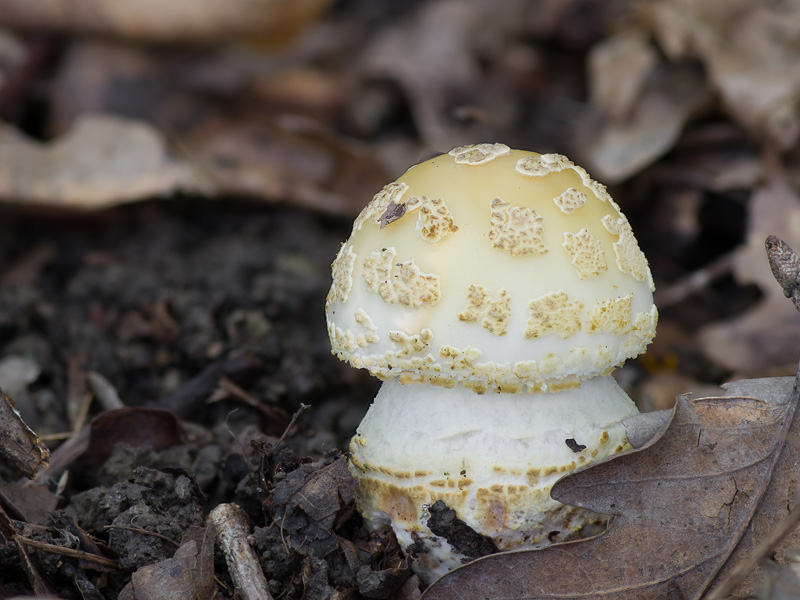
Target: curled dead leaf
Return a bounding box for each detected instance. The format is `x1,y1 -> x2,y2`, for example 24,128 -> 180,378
423,376 -> 800,599
0,391 -> 50,478
122,524 -> 215,600
588,31 -> 658,123
0,115 -> 206,209
584,61 -> 709,183
648,0 -> 800,149
0,0 -> 335,46
87,406 -> 182,467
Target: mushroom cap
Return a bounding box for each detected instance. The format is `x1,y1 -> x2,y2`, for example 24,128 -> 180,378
326,144 -> 657,392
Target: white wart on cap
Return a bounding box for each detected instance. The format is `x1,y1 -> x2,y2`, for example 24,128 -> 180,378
326,144 -> 657,393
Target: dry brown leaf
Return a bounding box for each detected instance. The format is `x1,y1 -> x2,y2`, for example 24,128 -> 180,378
648,147 -> 763,193
0,476 -> 57,524
269,454 -> 357,558
423,376 -> 800,599
0,0 -> 334,46
756,553 -> 800,600
125,524 -> 215,600
584,61 -> 709,183
588,31 -> 658,123
0,115 -> 206,209
700,175 -> 800,374
87,407 -> 182,467
359,0 -> 532,151
0,112 -> 381,215
649,0 -> 800,149
187,115 -> 389,216
0,390 -> 50,478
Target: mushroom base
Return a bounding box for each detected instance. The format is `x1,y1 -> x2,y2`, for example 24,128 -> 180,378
348,375 -> 637,583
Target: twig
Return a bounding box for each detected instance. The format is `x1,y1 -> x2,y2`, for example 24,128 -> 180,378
209,503 -> 273,600
275,403 -> 309,450
17,536 -> 118,569
35,424 -> 90,484
213,375 -> 289,429
653,251 -> 736,308
104,524 -> 180,547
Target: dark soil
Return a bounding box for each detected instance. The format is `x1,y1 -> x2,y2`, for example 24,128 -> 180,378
0,201 -> 404,599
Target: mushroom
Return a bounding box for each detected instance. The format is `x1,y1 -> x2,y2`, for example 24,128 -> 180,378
326,143 -> 657,582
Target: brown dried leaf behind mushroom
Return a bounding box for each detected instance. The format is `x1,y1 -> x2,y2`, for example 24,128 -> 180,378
699,176 -> 800,374
422,377 -> 800,600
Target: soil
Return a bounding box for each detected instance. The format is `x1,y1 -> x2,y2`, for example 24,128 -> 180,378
0,201 -> 408,599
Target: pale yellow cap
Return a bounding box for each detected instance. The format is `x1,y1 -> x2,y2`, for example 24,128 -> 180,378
326,144 -> 657,393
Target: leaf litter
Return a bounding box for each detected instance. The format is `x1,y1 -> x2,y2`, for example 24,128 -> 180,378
3,0 -> 800,597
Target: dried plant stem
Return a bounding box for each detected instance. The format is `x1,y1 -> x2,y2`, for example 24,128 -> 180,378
209,503 -> 273,600
17,536 -> 118,569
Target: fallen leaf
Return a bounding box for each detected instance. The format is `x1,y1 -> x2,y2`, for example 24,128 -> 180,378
0,391 -> 50,478
584,61 -> 709,183
358,0 -> 533,150
0,115 -> 206,209
187,114 -> 389,216
0,111 -> 387,215
649,0 -> 800,149
700,175 -> 800,374
588,31 -> 658,123
645,131 -> 763,193
124,524 -> 215,600
0,476 -> 57,524
423,376 -> 800,599
269,454 -> 357,558
87,407 -> 182,467
755,552 -> 800,600
0,0 -> 335,46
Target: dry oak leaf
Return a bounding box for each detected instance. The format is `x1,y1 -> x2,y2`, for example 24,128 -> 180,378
0,0 -> 334,46
699,175 -> 800,375
584,59 -> 709,183
649,0 -> 800,150
0,115 -> 206,209
270,454 -> 357,558
423,376 -> 800,600
121,524 -> 215,600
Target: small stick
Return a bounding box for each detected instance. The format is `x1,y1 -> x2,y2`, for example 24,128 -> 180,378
209,503 -> 273,600
104,524 -> 180,546
17,536 -> 119,569
653,251 -> 735,308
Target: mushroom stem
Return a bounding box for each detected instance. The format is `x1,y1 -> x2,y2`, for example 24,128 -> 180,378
349,375 -> 638,582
